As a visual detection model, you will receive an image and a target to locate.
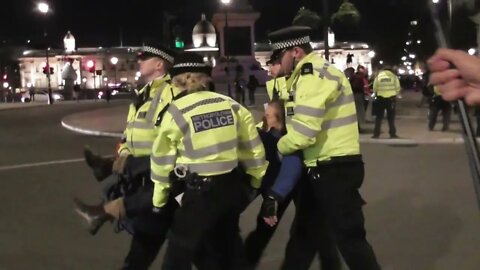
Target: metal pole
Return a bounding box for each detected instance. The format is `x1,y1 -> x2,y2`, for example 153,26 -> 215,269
429,1 -> 480,210
322,0 -> 330,60
44,25 -> 53,104
225,8 -> 232,97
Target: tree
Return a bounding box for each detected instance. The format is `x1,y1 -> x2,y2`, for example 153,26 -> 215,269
331,0 -> 361,27
292,7 -> 322,30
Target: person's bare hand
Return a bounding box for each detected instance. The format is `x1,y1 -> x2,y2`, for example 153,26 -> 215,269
428,49 -> 480,105
263,216 -> 278,227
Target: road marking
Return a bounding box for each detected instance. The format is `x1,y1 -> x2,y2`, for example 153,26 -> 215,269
61,120 -> 123,138
0,158 -> 85,171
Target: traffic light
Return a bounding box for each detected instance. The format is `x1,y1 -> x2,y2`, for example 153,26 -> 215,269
175,37 -> 184,49
49,67 -> 54,74
2,74 -> 6,80
86,60 -> 95,73
42,65 -> 49,74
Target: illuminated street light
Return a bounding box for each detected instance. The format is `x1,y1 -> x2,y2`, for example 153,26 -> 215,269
401,56 -> 407,61
379,60 -> 384,65
220,0 -> 231,4
38,2 -> 53,104
432,0 -> 440,3
3,82 -> 9,88
368,51 -> 376,58
110,57 -> 119,86
38,2 -> 49,14
110,57 -> 119,65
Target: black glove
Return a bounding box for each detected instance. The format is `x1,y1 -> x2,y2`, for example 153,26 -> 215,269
261,196 -> 278,219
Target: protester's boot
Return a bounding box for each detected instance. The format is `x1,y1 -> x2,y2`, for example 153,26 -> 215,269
74,198 -> 113,235
83,147 -> 114,181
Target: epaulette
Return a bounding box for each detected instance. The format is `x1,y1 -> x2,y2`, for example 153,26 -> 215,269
300,63 -> 313,76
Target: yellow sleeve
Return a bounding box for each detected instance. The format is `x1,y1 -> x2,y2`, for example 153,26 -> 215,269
373,76 -> 380,93
235,104 -> 268,188
277,73 -> 338,155
117,103 -> 137,155
150,110 -> 180,208
395,76 -> 401,94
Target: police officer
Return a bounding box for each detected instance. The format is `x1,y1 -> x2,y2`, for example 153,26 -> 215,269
265,26 -> 381,270
428,85 -> 451,131
372,65 -> 401,139
74,43 -> 181,270
243,51 -> 340,269
150,52 -> 267,270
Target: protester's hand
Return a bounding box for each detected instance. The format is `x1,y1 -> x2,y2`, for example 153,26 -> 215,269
112,155 -> 128,174
428,48 -> 480,105
261,196 -> 278,227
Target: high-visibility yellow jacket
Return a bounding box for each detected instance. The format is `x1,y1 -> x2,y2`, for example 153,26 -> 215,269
266,76 -> 287,101
373,70 -> 400,98
151,90 -> 268,208
118,75 -> 180,157
277,52 -> 360,166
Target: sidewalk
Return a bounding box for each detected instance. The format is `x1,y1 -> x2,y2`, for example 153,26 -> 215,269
60,88 -> 470,145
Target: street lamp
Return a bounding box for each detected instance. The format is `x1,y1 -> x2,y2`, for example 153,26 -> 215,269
110,56 -> 119,87
221,0 -> 232,97
37,2 -> 53,104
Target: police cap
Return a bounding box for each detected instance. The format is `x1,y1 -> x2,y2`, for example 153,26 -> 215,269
137,42 -> 175,64
171,52 -> 212,77
268,26 -> 312,53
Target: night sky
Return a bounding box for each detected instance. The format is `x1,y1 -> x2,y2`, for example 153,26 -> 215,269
0,0 -> 478,64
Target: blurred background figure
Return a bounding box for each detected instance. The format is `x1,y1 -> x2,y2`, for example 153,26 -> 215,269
428,85 -> 451,132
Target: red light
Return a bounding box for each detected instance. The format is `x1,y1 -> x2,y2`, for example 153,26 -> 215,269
86,60 -> 95,68
2,74 -> 6,80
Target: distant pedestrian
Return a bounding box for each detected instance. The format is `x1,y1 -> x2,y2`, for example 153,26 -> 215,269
29,86 -> 36,101
235,77 -> 246,104
247,75 -> 258,106
350,65 -> 368,133
105,88 -> 112,103
74,84 -> 81,102
428,85 -> 451,131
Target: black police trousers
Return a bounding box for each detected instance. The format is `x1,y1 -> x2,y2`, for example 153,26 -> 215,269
162,170 -> 250,270
373,96 -> 397,137
428,96 -> 451,131
285,156 -> 381,270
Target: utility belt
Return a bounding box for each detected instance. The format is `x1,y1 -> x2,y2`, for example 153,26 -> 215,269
307,155 -> 363,181
171,165 -> 237,191
315,154 -> 363,167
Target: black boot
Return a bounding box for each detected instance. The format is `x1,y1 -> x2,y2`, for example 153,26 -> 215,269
74,198 -> 113,235
84,147 -> 114,181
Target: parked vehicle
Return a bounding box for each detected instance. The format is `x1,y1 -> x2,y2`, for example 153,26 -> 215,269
21,90 -> 64,103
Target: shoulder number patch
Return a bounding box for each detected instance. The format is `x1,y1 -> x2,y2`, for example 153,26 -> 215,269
301,63 -> 313,75
191,109 -> 234,133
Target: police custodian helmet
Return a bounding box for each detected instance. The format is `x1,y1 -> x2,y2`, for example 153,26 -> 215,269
267,26 -> 313,53
170,52 -> 212,77
137,42 -> 175,64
